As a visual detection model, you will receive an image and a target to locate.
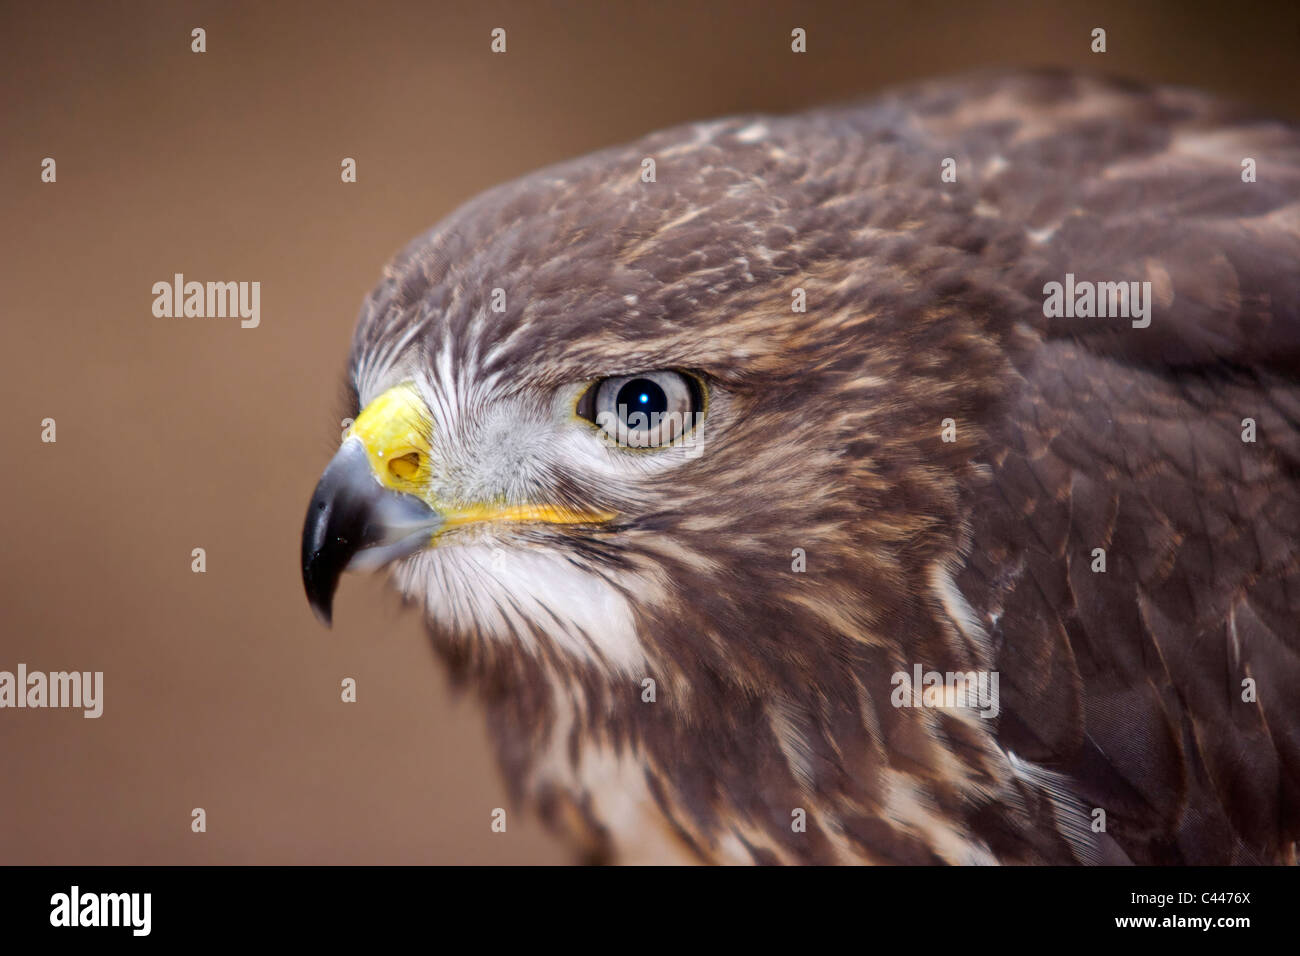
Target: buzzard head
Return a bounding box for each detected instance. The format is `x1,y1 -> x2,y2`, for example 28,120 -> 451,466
301,72 -> 1300,864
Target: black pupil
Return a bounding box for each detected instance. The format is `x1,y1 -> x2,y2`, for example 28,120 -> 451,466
617,379 -> 668,426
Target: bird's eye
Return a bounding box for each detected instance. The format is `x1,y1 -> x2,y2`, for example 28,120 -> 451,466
576,370 -> 704,448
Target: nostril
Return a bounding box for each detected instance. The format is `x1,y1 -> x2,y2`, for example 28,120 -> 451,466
388,452 -> 421,481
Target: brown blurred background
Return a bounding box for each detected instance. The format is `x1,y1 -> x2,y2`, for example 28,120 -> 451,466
1,0 -> 1297,865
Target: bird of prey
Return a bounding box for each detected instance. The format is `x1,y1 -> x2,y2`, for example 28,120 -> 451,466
302,70 -> 1300,865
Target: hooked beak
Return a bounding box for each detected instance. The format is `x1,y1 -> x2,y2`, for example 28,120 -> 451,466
301,438 -> 442,626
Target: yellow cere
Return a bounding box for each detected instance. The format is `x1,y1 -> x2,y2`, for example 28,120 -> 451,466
349,382 -> 435,494
350,382 -> 616,531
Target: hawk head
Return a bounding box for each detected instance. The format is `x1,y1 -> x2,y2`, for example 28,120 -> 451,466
302,103 -> 1030,864
301,72 -> 1300,864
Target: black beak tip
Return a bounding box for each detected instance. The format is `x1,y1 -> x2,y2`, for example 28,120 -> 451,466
309,599 -> 334,628
302,499 -> 342,629
301,439 -> 439,629
302,552 -> 337,628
